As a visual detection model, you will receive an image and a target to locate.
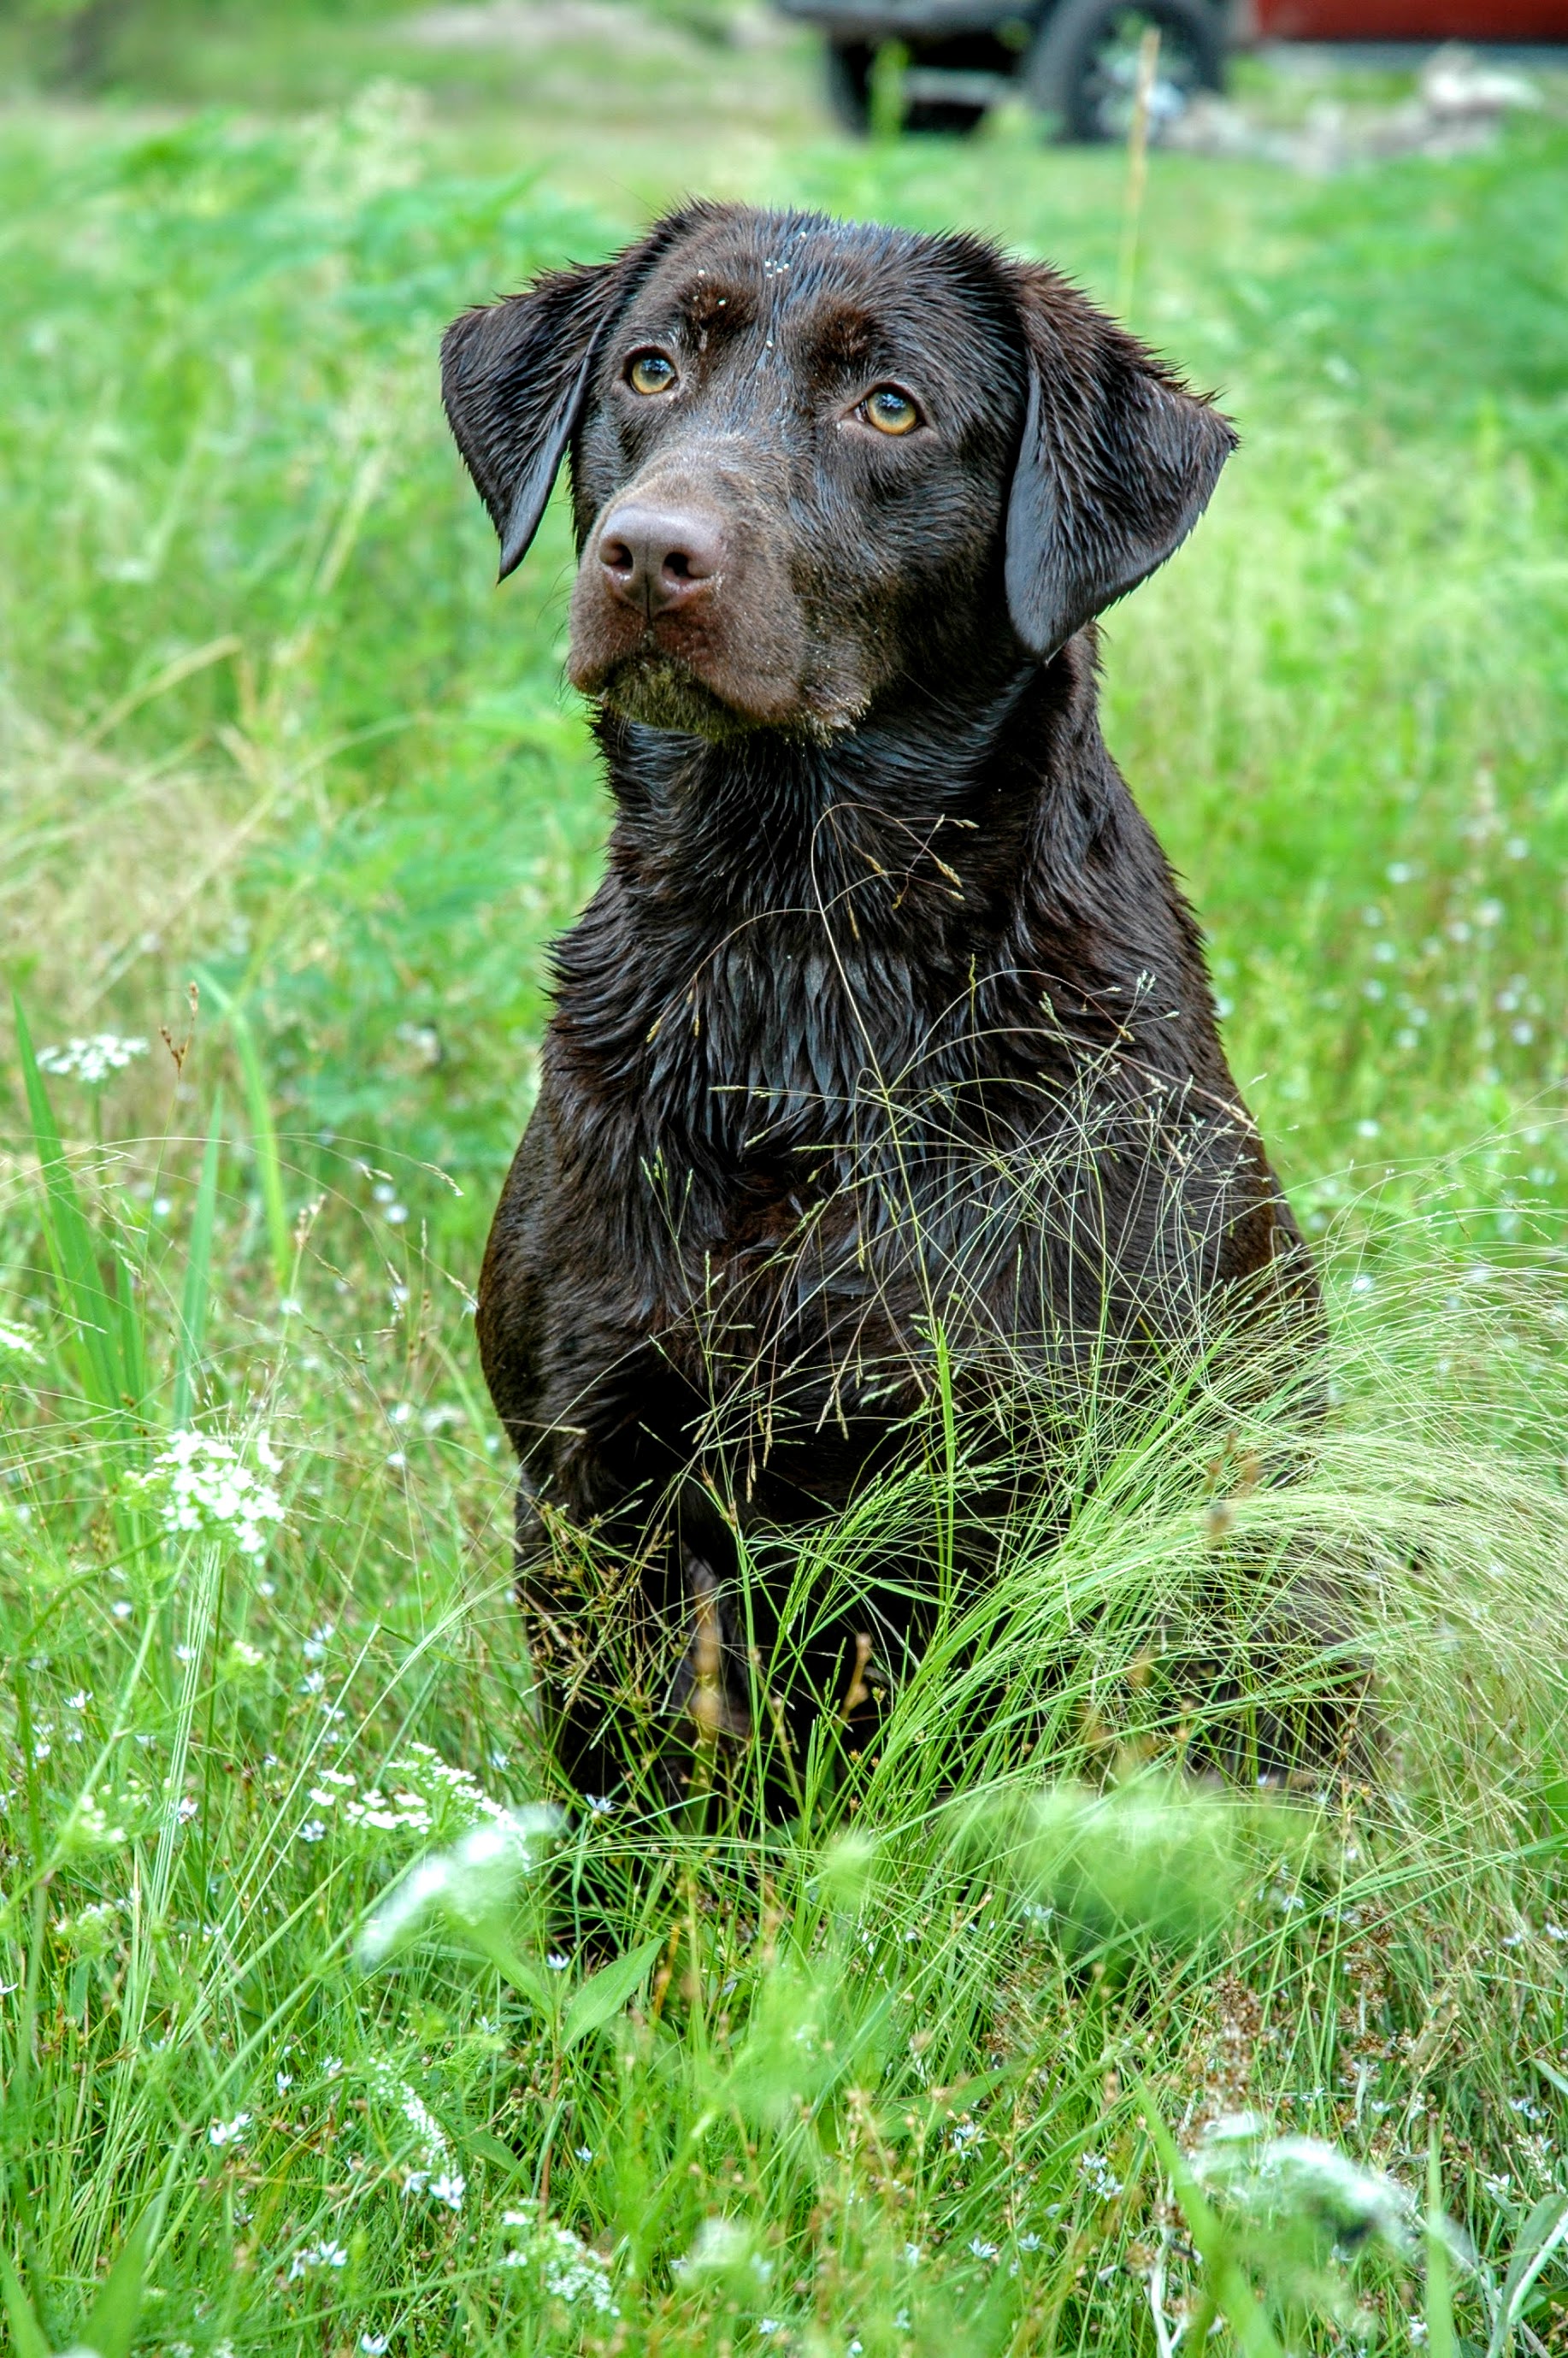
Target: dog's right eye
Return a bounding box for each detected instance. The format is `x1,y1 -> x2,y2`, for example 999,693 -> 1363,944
627,351 -> 678,397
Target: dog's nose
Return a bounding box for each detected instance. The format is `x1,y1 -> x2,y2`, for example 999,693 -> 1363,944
596,504 -> 723,615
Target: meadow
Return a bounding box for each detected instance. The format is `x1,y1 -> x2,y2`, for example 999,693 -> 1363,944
1,7 -> 1567,2350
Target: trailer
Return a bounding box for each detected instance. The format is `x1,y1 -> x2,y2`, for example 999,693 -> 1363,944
775,0 -> 1566,139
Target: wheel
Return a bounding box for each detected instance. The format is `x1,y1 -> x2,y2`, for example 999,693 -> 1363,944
823,38 -> 874,133
823,32 -> 1004,138
901,35 -> 1000,135
1026,0 -> 1223,144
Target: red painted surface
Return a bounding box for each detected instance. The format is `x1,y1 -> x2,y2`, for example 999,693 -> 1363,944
1253,0 -> 1568,34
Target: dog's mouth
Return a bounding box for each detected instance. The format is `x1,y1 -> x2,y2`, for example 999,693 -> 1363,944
582,636 -> 775,740
569,619 -> 871,745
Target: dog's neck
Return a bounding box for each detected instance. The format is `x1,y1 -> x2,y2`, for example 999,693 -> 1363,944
590,639 -> 1102,940
547,638 -> 1191,1172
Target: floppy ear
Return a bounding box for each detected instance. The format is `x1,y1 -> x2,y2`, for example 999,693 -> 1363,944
1002,264 -> 1236,661
441,217 -> 692,581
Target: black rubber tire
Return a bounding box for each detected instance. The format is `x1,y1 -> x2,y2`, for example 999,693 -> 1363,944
823,33 -> 997,137
905,91 -> 991,133
1028,0 -> 1223,144
823,38 -> 874,133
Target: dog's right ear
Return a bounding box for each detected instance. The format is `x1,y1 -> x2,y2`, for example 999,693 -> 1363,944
441,219 -> 687,581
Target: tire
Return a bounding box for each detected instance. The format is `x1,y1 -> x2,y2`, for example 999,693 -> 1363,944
823,32 -> 1000,138
823,38 -> 874,133
1026,0 -> 1223,144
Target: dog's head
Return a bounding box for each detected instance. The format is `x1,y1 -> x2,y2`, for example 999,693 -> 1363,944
443,204 -> 1235,739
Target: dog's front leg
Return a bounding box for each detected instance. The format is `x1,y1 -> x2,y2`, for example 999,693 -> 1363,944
667,1547 -> 752,1755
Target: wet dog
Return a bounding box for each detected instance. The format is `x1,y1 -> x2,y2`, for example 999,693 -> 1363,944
442,203 -> 1317,1798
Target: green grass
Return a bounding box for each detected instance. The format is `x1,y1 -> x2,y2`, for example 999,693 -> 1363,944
2,16 -> 1567,2353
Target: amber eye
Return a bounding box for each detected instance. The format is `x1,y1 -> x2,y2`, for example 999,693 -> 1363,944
862,385 -> 921,436
627,351 -> 678,396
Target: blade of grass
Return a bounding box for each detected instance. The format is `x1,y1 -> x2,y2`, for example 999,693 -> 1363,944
0,2249 -> 50,2358
196,969 -> 290,1294
172,1095 -> 223,1427
1426,2132 -> 1458,2358
1136,2078 -> 1288,2358
74,2207 -> 152,2358
13,991 -> 129,1429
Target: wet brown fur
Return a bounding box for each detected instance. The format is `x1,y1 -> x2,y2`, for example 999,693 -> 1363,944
441,203 -> 1320,1797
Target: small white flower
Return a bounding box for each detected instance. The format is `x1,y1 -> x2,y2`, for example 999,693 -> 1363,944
356,1807 -> 561,1963
359,2338 -> 390,2355
128,1428 -> 285,1565
62,1795 -> 127,1852
298,1819 -> 327,1844
208,2113 -> 251,2149
546,1951 -> 570,1972
0,1318 -> 42,1362
429,2169 -> 466,2212
969,2238 -> 999,2260
286,2237 -> 347,2280
37,1033 -> 148,1086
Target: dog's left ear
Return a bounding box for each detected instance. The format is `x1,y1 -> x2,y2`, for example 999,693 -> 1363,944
1002,263 -> 1236,661
442,212 -> 699,580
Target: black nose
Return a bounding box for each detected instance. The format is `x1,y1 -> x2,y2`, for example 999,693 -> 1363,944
597,503 -> 724,615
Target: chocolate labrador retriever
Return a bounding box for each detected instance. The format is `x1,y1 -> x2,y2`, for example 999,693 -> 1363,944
442,203 -> 1317,1797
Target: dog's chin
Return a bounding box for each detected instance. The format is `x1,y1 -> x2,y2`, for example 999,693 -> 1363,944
595,649 -> 768,740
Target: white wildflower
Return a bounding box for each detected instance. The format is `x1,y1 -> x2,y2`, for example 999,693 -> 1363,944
37,1033 -> 148,1086
429,2169 -> 465,2212
0,1318 -> 41,1362
286,2237 -> 347,2280
1190,2121 -> 1440,2255
357,1805 -> 561,1964
687,2217 -> 755,2273
127,1429 -> 285,1565
209,2113 -> 251,2149
500,2202 -> 619,2314
62,1794 -> 127,1853
360,2339 -> 390,2355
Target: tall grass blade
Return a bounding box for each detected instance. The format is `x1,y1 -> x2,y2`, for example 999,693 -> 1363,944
1487,2193 -> 1568,2358
197,970 -> 291,1293
74,2208 -> 152,2358
0,2250 -> 50,2358
13,992 -> 131,1431
1425,2135 -> 1457,2358
1137,2080 -> 1288,2358
172,1095 -> 222,1427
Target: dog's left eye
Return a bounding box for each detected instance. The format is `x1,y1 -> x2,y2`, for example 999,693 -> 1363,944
627,351 -> 678,396
861,386 -> 922,436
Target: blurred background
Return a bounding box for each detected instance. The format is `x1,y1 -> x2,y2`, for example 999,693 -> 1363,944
0,0 -> 1564,1269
